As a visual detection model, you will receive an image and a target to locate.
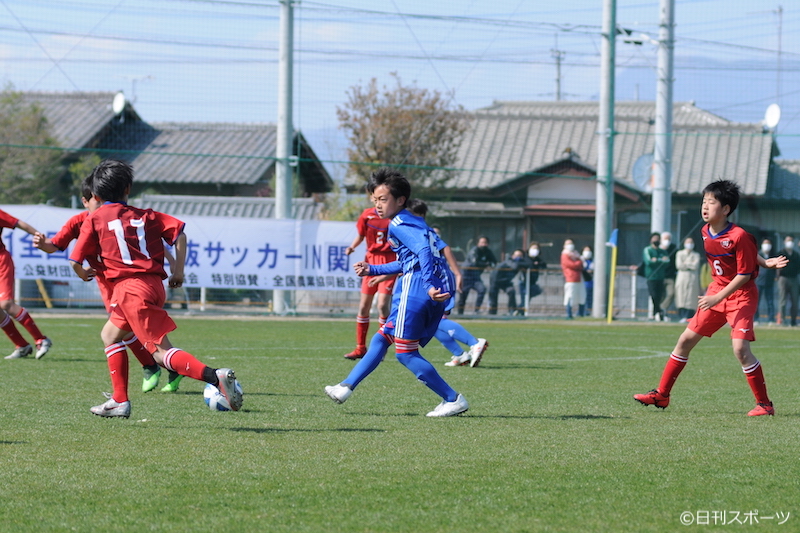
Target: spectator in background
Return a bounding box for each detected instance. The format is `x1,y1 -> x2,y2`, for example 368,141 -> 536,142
674,237 -> 701,323
755,238 -> 776,324
488,249 -> 529,315
456,236 -> 497,315
643,232 -> 670,321
777,235 -> 800,326
561,239 -> 585,319
659,231 -> 677,321
581,246 -> 594,316
520,241 -> 547,303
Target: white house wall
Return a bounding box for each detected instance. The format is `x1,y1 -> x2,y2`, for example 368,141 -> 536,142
527,177 -> 596,204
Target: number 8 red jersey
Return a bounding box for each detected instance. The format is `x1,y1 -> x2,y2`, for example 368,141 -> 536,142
700,222 -> 759,289
70,202 -> 185,283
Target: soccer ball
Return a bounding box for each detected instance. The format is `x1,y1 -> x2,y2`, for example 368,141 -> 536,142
203,381 -> 243,411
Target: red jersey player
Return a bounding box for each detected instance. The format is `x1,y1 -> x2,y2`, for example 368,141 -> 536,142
34,182 -> 182,393
342,201 -> 397,359
69,159 -> 242,418
0,209 -> 52,360
634,180 -> 786,416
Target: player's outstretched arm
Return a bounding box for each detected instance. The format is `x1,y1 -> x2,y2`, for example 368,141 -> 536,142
15,220 -> 40,236
761,255 -> 788,269
168,233 -> 187,288
32,233 -> 58,253
354,261 -> 371,277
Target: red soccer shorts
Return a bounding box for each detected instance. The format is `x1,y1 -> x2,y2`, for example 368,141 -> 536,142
0,251 -> 14,301
109,274 -> 176,352
688,286 -> 757,341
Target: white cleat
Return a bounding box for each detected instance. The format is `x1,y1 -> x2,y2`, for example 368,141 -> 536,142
5,344 -> 32,360
215,368 -> 243,411
35,337 -> 53,360
445,352 -> 470,367
426,394 -> 469,417
469,338 -> 488,367
90,397 -> 131,418
324,383 -> 353,404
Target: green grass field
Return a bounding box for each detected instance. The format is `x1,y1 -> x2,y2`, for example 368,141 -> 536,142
1,316 -> 797,532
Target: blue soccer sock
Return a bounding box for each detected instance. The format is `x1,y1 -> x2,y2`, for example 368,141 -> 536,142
440,316 -> 478,347
434,327 -> 463,356
396,348 -> 458,402
342,333 -> 390,389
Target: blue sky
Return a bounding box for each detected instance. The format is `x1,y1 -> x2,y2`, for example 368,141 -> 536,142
1,0 -> 798,181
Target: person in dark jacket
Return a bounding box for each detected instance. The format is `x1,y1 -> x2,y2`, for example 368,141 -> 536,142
777,235 -> 800,326
456,236 -> 497,314
488,249 -> 530,315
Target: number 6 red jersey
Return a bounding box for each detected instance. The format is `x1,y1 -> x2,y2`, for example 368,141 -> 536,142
70,202 -> 185,283
700,221 -> 759,290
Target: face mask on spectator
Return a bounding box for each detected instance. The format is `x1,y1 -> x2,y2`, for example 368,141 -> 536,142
660,239 -> 671,249
762,243 -> 772,254
785,240 -> 794,251
564,244 -> 575,253
529,247 -> 539,258
684,242 -> 694,250
582,250 -> 592,260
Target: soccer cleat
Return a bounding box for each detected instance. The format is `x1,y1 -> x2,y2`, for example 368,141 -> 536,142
426,394 -> 469,417
142,367 -> 161,393
324,383 -> 353,404
4,344 -> 32,360
215,368 -> 243,411
35,337 -> 52,360
161,371 -> 183,392
633,389 -> 670,409
469,338 -> 488,368
344,347 -> 367,360
747,402 -> 774,417
445,352 -> 470,367
90,397 -> 131,418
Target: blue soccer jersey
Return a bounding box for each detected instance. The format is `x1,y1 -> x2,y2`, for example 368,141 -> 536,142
370,209 -> 454,343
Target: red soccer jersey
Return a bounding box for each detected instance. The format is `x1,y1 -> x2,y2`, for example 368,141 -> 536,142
356,207 -> 394,261
701,222 -> 759,290
70,202 -> 185,283
51,211 -> 88,251
0,209 -> 19,254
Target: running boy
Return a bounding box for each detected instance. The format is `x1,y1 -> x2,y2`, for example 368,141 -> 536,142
33,181 -> 181,393
634,180 -> 785,416
324,168 -> 469,417
69,159 -> 242,418
0,208 -> 52,360
342,195 -> 397,359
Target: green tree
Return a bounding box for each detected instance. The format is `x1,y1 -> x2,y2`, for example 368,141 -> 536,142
336,73 -> 467,194
0,86 -> 63,204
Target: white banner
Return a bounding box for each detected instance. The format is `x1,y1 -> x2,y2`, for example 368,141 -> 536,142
1,205 -> 363,291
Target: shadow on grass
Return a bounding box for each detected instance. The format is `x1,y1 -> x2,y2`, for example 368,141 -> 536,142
230,427 -> 386,434
0,441 -> 28,445
476,364 -> 565,370
468,414 -> 627,420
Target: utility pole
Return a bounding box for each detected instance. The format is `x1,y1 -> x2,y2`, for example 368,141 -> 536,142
592,0 -> 616,318
651,0 -> 674,235
274,0 -> 295,314
776,5 -> 783,108
551,34 -> 566,101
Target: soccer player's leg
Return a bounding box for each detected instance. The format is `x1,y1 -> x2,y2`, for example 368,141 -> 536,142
729,300 -> 773,416
326,331 -> 392,404
121,333 -> 161,393
346,279 -> 377,359
90,319 -> 132,418
1,310 -> 32,359
435,317 -> 470,366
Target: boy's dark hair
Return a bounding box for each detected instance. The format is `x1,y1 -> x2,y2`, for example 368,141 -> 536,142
80,175 -> 93,201
702,179 -> 740,216
650,232 -> 661,241
90,159 -> 134,203
406,198 -> 427,218
368,167 -> 410,206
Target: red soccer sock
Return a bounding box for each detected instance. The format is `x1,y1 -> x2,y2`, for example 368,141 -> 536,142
378,315 -> 388,326
162,348 -> 207,381
14,308 -> 44,342
105,343 -> 130,403
1,313 -> 28,347
743,360 -> 771,405
122,335 -> 158,367
355,315 -> 370,348
657,353 -> 689,395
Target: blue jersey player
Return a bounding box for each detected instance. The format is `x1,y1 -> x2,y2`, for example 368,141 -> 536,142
325,168 -> 469,417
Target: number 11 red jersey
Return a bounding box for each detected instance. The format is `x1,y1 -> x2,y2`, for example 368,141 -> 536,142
70,202 -> 185,283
